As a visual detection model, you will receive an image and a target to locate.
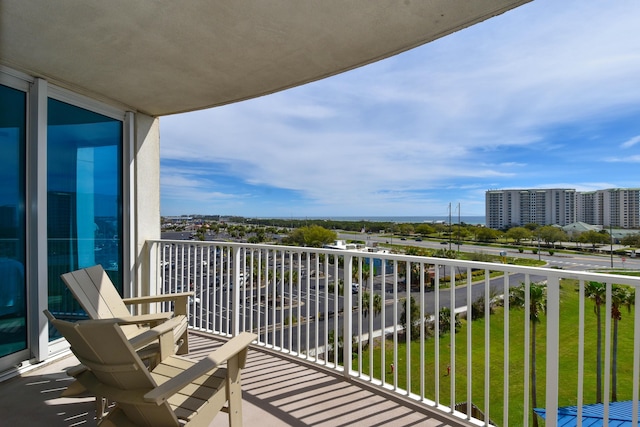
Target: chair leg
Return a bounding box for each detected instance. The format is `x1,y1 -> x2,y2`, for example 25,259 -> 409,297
226,357 -> 243,427
176,330 -> 189,355
95,395 -> 107,420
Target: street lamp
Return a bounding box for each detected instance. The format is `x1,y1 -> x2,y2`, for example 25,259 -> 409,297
537,235 -> 541,261
610,222 -> 614,268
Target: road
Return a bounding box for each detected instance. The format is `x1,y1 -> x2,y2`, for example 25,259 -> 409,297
340,232 -> 640,271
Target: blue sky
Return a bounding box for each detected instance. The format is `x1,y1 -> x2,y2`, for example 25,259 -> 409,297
160,0 -> 640,218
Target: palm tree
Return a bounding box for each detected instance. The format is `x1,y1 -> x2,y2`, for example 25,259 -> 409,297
437,306 -> 461,336
362,290 -> 382,319
286,270 -> 299,288
585,281 -> 606,403
361,290 -> 382,343
510,282 -> 547,427
328,279 -> 344,296
400,296 -> 422,338
611,285 -> 634,401
352,261 -> 371,284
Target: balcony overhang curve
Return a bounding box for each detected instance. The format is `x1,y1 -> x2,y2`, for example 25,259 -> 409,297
1,0 -> 530,117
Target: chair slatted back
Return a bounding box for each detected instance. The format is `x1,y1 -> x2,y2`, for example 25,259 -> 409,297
61,265 -> 143,339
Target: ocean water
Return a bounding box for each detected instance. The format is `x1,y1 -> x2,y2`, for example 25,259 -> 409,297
271,216 -> 486,225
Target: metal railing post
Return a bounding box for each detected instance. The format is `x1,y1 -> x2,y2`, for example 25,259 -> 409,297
232,245 -> 241,337
545,275 -> 560,427
343,253 -> 353,376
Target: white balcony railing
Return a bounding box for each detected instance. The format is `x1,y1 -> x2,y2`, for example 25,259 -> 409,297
145,239 -> 640,427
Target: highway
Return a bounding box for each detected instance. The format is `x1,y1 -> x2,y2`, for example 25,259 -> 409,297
339,232 -> 640,272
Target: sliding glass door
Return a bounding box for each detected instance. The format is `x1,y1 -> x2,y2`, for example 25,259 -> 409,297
47,98 -> 123,328
0,75 -> 126,367
0,84 -> 27,358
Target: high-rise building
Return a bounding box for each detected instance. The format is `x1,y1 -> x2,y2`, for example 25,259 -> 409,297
485,189 -> 576,229
577,188 -> 640,228
488,188 -> 640,229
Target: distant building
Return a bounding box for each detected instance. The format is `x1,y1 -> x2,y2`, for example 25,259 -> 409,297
485,189 -> 576,229
577,188 -> 640,229
487,188 -> 640,229
561,221 -> 602,239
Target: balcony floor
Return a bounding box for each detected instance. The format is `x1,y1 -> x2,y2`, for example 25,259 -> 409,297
1,332 -> 469,426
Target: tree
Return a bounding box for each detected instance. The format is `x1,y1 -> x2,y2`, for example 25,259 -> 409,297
352,261 -> 371,284
409,263 -> 424,288
585,281 -> 606,403
283,269 -> 299,288
451,224 -> 469,242
361,291 -> 382,320
476,227 -> 500,242
283,225 -> 337,247
405,246 -> 431,257
397,223 -> 415,236
470,288 -> 500,321
578,230 -> 610,249
433,249 -> 457,259
610,285 -> 634,401
467,225 -> 481,241
327,330 -> 356,364
438,306 -> 461,336
433,223 -> 448,237
510,282 -> 547,427
400,296 -> 422,339
327,280 -> 344,296
361,290 -> 383,345
620,233 -> 640,247
506,226 -> 533,244
415,223 -> 435,236
538,225 -> 568,248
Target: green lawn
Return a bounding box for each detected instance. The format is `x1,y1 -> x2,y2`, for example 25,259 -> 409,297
355,280 -> 638,426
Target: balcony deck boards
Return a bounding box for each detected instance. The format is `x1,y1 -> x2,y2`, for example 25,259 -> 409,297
1,332 -> 468,426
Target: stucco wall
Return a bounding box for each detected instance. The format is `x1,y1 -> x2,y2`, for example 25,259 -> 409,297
132,112 -> 160,297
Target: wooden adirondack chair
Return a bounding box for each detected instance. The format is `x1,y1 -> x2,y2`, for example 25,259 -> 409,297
61,264 -> 191,361
49,313 -> 255,427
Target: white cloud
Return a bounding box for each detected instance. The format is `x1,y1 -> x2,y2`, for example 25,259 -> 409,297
621,135 -> 640,149
160,0 -> 640,215
161,167 -> 245,202
605,155 -> 640,163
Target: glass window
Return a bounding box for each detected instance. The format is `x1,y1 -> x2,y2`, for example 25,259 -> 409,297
0,84 -> 27,358
47,98 -> 122,329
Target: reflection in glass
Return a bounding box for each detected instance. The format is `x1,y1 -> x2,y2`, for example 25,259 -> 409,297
47,99 -> 122,332
0,84 -> 27,358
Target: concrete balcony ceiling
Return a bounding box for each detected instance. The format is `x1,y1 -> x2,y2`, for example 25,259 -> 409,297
1,0 -> 529,116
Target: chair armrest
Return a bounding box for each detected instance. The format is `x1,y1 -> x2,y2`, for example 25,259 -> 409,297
127,316 -> 184,350
143,332 -> 256,404
66,314 -> 174,334
111,313 -> 173,325
122,292 -> 193,305
122,292 -> 193,317
45,309 -> 172,326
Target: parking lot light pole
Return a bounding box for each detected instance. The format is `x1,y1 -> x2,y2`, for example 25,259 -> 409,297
610,222 -> 614,268
538,236 -> 541,261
